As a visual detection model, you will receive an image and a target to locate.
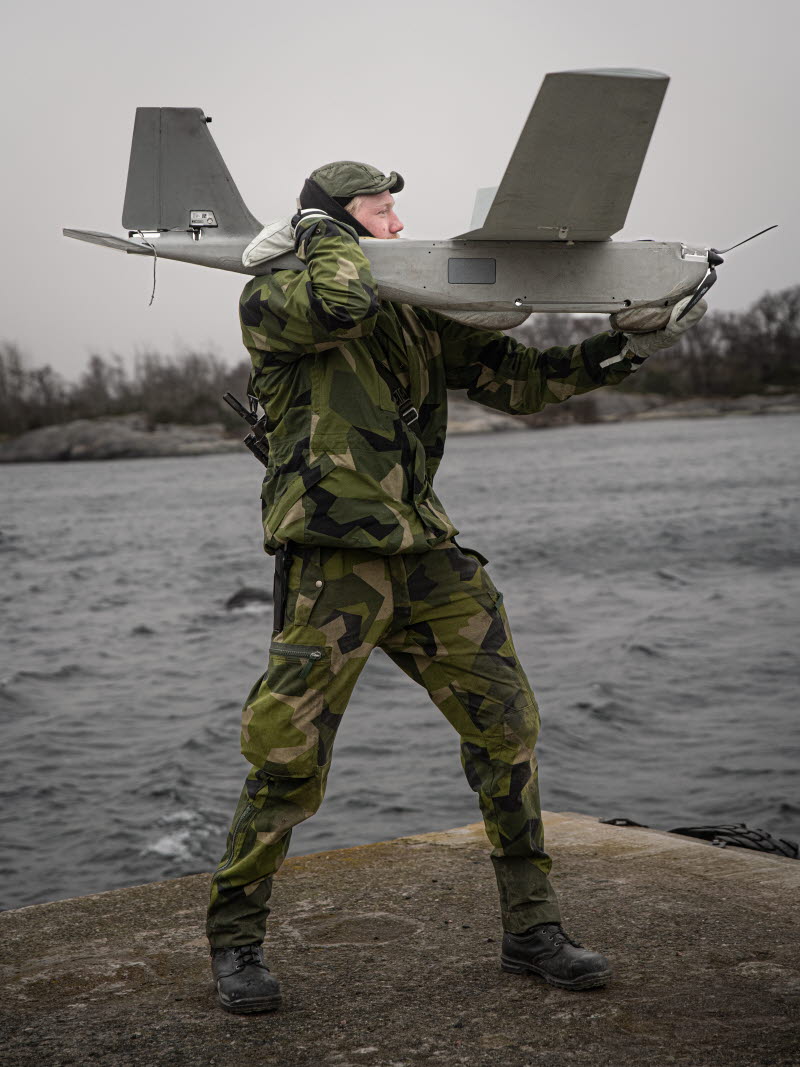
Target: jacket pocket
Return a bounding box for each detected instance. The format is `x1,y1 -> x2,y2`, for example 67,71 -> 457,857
262,454 -> 336,547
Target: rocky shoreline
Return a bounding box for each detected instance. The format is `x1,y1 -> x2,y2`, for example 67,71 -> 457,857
1,392 -> 797,463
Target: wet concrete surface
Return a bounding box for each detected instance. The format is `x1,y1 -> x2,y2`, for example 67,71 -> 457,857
1,812 -> 798,1066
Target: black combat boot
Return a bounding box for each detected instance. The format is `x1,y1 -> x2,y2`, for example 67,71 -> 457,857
501,923 -> 612,990
211,944 -> 283,1013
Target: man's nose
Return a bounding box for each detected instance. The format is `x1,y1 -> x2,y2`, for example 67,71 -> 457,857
390,214 -> 404,234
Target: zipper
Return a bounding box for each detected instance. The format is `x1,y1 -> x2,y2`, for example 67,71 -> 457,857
269,642 -> 326,679
215,800 -> 256,878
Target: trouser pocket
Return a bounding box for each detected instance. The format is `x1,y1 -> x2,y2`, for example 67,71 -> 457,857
240,643 -> 330,778
273,546 -> 327,634
268,641 -> 326,681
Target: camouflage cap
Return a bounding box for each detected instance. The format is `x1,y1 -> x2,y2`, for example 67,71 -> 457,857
308,161 -> 404,202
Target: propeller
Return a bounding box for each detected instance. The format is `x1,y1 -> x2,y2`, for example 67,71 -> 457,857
677,225 -> 778,321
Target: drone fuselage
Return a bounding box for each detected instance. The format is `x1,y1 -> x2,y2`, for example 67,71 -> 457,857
74,229 -> 708,314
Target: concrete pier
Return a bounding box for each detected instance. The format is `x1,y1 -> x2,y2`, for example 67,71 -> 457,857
1,812 -> 798,1066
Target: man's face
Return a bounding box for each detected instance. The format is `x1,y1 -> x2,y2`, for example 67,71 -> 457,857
350,191 -> 404,239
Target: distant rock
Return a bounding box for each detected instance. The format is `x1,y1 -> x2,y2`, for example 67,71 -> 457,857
1,393 -> 798,463
533,389 -> 800,428
225,587 -> 271,611
449,389 -> 800,433
0,414 -> 243,463
632,392 -> 800,420
447,397 -> 528,434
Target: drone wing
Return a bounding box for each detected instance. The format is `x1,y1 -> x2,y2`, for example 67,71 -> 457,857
457,68 -> 669,241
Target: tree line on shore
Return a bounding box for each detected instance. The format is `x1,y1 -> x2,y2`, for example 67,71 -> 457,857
1,286 -> 798,438
510,285 -> 800,398
0,347 -> 250,438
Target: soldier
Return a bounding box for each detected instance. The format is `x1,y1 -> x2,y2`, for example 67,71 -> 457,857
207,161 -> 706,1013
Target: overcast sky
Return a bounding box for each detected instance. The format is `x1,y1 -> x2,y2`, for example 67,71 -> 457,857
2,0 -> 798,378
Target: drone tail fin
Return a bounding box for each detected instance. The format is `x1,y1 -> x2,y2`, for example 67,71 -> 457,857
121,108 -> 260,236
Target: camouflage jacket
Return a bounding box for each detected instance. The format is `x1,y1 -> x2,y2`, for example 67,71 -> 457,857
240,215 -> 634,555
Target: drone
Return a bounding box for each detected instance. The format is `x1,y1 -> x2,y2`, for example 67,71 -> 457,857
64,68 -> 771,332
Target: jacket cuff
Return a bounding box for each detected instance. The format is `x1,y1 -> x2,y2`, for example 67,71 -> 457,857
582,330 -> 628,379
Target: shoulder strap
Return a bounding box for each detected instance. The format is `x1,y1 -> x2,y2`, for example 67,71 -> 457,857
371,357 -> 422,438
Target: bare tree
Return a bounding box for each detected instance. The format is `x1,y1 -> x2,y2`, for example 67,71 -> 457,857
2,286 -> 798,438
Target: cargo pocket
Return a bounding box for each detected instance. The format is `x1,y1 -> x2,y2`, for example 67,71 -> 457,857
268,641 -> 327,683
240,643 -> 331,779
450,685 -> 538,797
449,683 -> 511,743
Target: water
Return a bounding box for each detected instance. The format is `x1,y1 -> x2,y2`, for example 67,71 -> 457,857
1,415 -> 798,911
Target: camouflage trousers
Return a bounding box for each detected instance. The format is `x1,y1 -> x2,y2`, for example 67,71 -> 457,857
206,541 -> 560,947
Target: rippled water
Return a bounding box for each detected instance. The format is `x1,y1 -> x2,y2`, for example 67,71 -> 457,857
1,414 -> 798,910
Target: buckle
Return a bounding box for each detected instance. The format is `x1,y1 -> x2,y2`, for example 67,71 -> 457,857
399,401 -> 419,425
390,384 -> 420,427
